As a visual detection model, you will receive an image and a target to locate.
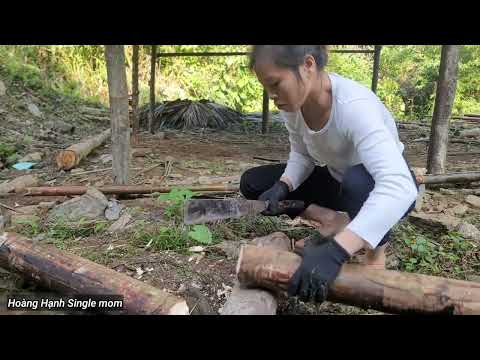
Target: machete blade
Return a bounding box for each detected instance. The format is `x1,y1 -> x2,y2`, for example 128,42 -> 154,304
183,199 -> 267,225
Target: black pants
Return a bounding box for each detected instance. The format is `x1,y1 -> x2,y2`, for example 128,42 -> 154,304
240,163 -> 418,247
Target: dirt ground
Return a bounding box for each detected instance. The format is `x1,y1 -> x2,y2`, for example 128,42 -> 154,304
1,79 -> 480,315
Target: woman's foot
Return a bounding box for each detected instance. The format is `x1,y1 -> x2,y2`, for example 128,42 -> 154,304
299,204 -> 350,237
355,244 -> 387,269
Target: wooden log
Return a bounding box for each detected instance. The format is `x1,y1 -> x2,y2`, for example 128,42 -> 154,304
237,245 -> 480,315
220,232 -> 291,315
0,232 -> 189,315
417,171 -> 480,185
131,148 -> 152,157
459,128 -> 480,137
19,184 -> 240,197
55,129 -> 111,171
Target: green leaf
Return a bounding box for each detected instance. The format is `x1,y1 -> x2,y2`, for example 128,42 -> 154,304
188,225 -> 213,245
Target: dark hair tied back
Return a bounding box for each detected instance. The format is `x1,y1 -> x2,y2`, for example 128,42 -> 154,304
249,45 -> 329,74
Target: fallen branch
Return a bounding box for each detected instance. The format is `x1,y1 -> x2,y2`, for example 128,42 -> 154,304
459,128 -> 480,138
447,151 -> 480,156
0,202 -> 25,213
237,245 -> 480,315
0,232 -> 189,315
18,184 -> 240,197
134,162 -> 164,178
417,171 -> 480,185
253,156 -> 283,162
56,129 -> 111,170
69,168 -> 112,176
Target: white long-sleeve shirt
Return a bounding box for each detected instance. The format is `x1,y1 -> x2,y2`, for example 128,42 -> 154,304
281,73 -> 418,248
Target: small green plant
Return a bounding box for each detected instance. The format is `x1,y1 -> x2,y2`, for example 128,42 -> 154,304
393,223 -> 476,278
188,225 -> 213,245
135,224 -> 187,251
14,218 -> 41,238
157,187 -> 198,220
0,142 -> 16,162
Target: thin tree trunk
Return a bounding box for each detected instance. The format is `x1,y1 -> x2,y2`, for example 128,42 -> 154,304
427,45 -> 460,175
371,45 -> 382,93
261,88 -> 269,134
131,45 -> 140,144
105,45 -> 131,185
149,45 -> 157,134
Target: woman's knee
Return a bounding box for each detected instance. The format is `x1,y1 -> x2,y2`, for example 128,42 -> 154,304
342,164 -> 375,197
239,164 -> 285,199
240,168 -> 259,199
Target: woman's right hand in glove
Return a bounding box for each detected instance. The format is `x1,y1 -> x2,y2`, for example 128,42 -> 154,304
258,180 -> 290,216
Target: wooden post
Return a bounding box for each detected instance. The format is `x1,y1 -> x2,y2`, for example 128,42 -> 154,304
105,45 -> 130,185
427,45 -> 460,175
149,45 -> 157,134
371,45 -> 382,93
261,88 -> 269,134
131,45 -> 140,144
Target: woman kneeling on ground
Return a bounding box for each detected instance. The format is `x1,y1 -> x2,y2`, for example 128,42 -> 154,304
240,45 -> 419,304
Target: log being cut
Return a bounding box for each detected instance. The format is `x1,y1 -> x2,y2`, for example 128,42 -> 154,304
237,245 -> 480,315
220,232 -> 292,315
56,128 -> 111,171
0,232 -> 188,315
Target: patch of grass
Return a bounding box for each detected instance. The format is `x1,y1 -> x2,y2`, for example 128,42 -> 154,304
134,223 -> 188,252
133,221 -> 217,252
14,218 -> 42,238
15,217 -> 109,251
391,222 -> 479,279
0,142 -> 17,163
45,218 -> 108,250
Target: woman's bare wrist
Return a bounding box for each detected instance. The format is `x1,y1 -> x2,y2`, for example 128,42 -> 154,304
279,176 -> 293,192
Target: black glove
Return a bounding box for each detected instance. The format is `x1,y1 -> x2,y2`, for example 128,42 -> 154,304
258,180 -> 290,216
287,233 -> 351,303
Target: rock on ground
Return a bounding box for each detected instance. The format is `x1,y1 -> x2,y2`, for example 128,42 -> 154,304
107,213 -> 133,233
0,80 -> 6,96
27,103 -> 42,118
0,175 -> 39,194
465,195 -> 480,209
105,199 -> 124,221
409,212 -> 461,231
47,187 -> 108,222
456,222 -> 480,242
